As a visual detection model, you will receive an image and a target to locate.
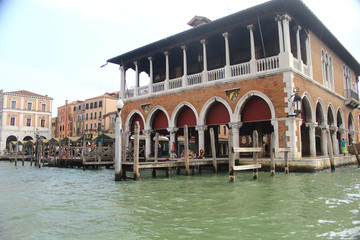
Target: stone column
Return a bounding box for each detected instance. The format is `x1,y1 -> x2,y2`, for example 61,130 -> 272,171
120,66 -> 125,99
201,39 -> 208,82
223,32 -> 231,78
306,122 -> 317,157
134,61 -> 139,97
279,14 -> 293,68
143,129 -> 152,158
148,57 -> 153,94
167,127 -> 178,156
320,125 -> 328,156
164,51 -> 169,90
196,125 -> 207,154
305,33 -> 313,78
275,15 -> 284,53
181,45 -> 188,87
247,24 -> 257,74
294,26 -> 302,61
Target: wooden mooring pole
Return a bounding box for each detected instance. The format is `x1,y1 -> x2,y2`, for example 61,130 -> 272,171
326,130 -> 335,171
133,121 -> 140,180
270,132 -> 275,176
209,127 -> 217,173
184,125 -> 190,176
228,128 -> 235,182
252,131 -> 259,179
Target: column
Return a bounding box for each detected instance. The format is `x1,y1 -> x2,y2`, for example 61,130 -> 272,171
247,24 -> 256,74
201,39 -> 208,82
320,125 -> 328,156
181,45 -> 188,87
306,122 -> 316,157
223,32 -> 231,78
294,26 -> 302,61
280,14 -> 293,68
164,51 -> 169,90
167,127 -> 178,156
294,25 -> 303,72
148,57 -> 153,94
144,130 -> 152,158
275,15 -> 284,53
134,61 -> 139,97
305,33 -> 313,78
120,66 -> 125,99
196,125 -> 207,154
282,14 -> 292,53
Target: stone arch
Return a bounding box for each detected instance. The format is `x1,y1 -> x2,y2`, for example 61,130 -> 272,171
327,103 -> 336,127
300,92 -> 314,123
23,136 -> 33,141
199,96 -> 233,126
315,98 -> 327,125
146,106 -> 171,131
170,102 -> 199,128
6,135 -> 17,151
234,91 -> 276,122
125,109 -> 146,132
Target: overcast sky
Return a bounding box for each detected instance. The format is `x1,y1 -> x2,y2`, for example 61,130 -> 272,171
0,0 -> 359,117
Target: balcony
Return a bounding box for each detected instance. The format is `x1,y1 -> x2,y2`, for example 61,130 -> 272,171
122,55 -> 303,100
345,89 -> 360,108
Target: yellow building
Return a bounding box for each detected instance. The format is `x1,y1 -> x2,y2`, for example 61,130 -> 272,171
0,89 -> 53,152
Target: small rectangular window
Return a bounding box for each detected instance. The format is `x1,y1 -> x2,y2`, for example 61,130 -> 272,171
26,118 -> 31,127
27,102 -> 32,110
99,101 -> 103,107
10,117 -> 15,126
11,101 -> 16,109
41,103 -> 46,112
41,119 -> 45,128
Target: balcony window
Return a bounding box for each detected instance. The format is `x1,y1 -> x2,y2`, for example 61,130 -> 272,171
41,103 -> 46,112
99,101 -> 103,107
94,102 -> 97,108
86,103 -> 89,109
90,103 -> 93,109
27,102 -> 32,111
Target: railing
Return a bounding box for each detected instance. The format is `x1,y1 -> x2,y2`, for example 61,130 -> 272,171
123,55 -> 312,99
231,62 -> 250,77
345,89 -> 359,101
153,82 -> 165,93
138,86 -> 149,96
170,77 -> 182,89
208,68 -> 225,81
188,73 -> 202,86
257,56 -> 279,72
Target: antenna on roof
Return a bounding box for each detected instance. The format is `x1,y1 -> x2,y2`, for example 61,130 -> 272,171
100,62 -> 108,68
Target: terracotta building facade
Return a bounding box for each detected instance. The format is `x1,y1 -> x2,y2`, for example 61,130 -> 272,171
107,0 -> 360,161
0,90 -> 53,152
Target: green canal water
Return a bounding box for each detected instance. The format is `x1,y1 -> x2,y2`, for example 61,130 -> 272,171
0,161 -> 359,240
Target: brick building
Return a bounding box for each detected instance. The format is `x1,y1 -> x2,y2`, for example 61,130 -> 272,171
107,0 -> 360,161
83,92 -> 118,138
0,89 -> 53,152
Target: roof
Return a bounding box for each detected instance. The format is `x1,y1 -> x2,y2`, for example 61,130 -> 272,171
107,0 -> 360,75
5,90 -> 53,99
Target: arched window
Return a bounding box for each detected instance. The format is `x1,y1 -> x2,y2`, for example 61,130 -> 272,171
321,50 -> 334,90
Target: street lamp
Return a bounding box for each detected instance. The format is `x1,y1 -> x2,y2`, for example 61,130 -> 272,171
287,89 -> 302,117
115,98 -> 124,181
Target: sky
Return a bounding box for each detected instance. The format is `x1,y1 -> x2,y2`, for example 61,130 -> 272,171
0,0 -> 359,117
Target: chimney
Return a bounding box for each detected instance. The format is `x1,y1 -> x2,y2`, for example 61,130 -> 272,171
187,16 -> 211,28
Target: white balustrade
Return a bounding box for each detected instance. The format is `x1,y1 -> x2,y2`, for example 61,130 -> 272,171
231,62 -> 250,77
153,82 -> 165,93
208,68 -> 225,81
256,56 -> 279,72
293,57 -> 302,72
169,77 -> 182,89
187,73 -> 202,86
138,86 -> 149,96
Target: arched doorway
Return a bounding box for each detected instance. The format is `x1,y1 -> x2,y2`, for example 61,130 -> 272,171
348,113 -> 355,145
300,97 -> 312,156
240,96 -> 273,157
151,110 -> 169,157
6,135 -> 17,151
205,101 -> 230,157
23,136 -> 33,141
336,110 -> 344,154
315,101 -> 326,156
175,106 -> 197,157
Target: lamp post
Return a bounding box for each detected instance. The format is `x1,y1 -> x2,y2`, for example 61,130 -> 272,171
287,89 -> 302,117
115,98 -> 124,181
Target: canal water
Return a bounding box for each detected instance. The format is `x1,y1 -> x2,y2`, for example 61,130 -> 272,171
0,161 -> 359,240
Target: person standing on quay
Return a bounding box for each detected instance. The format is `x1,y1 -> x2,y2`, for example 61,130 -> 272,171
341,138 -> 347,156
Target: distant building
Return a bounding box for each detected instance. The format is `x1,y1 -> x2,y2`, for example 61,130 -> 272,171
0,89 -> 53,152
73,101 -> 85,137
57,100 -> 82,138
83,92 -> 118,138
